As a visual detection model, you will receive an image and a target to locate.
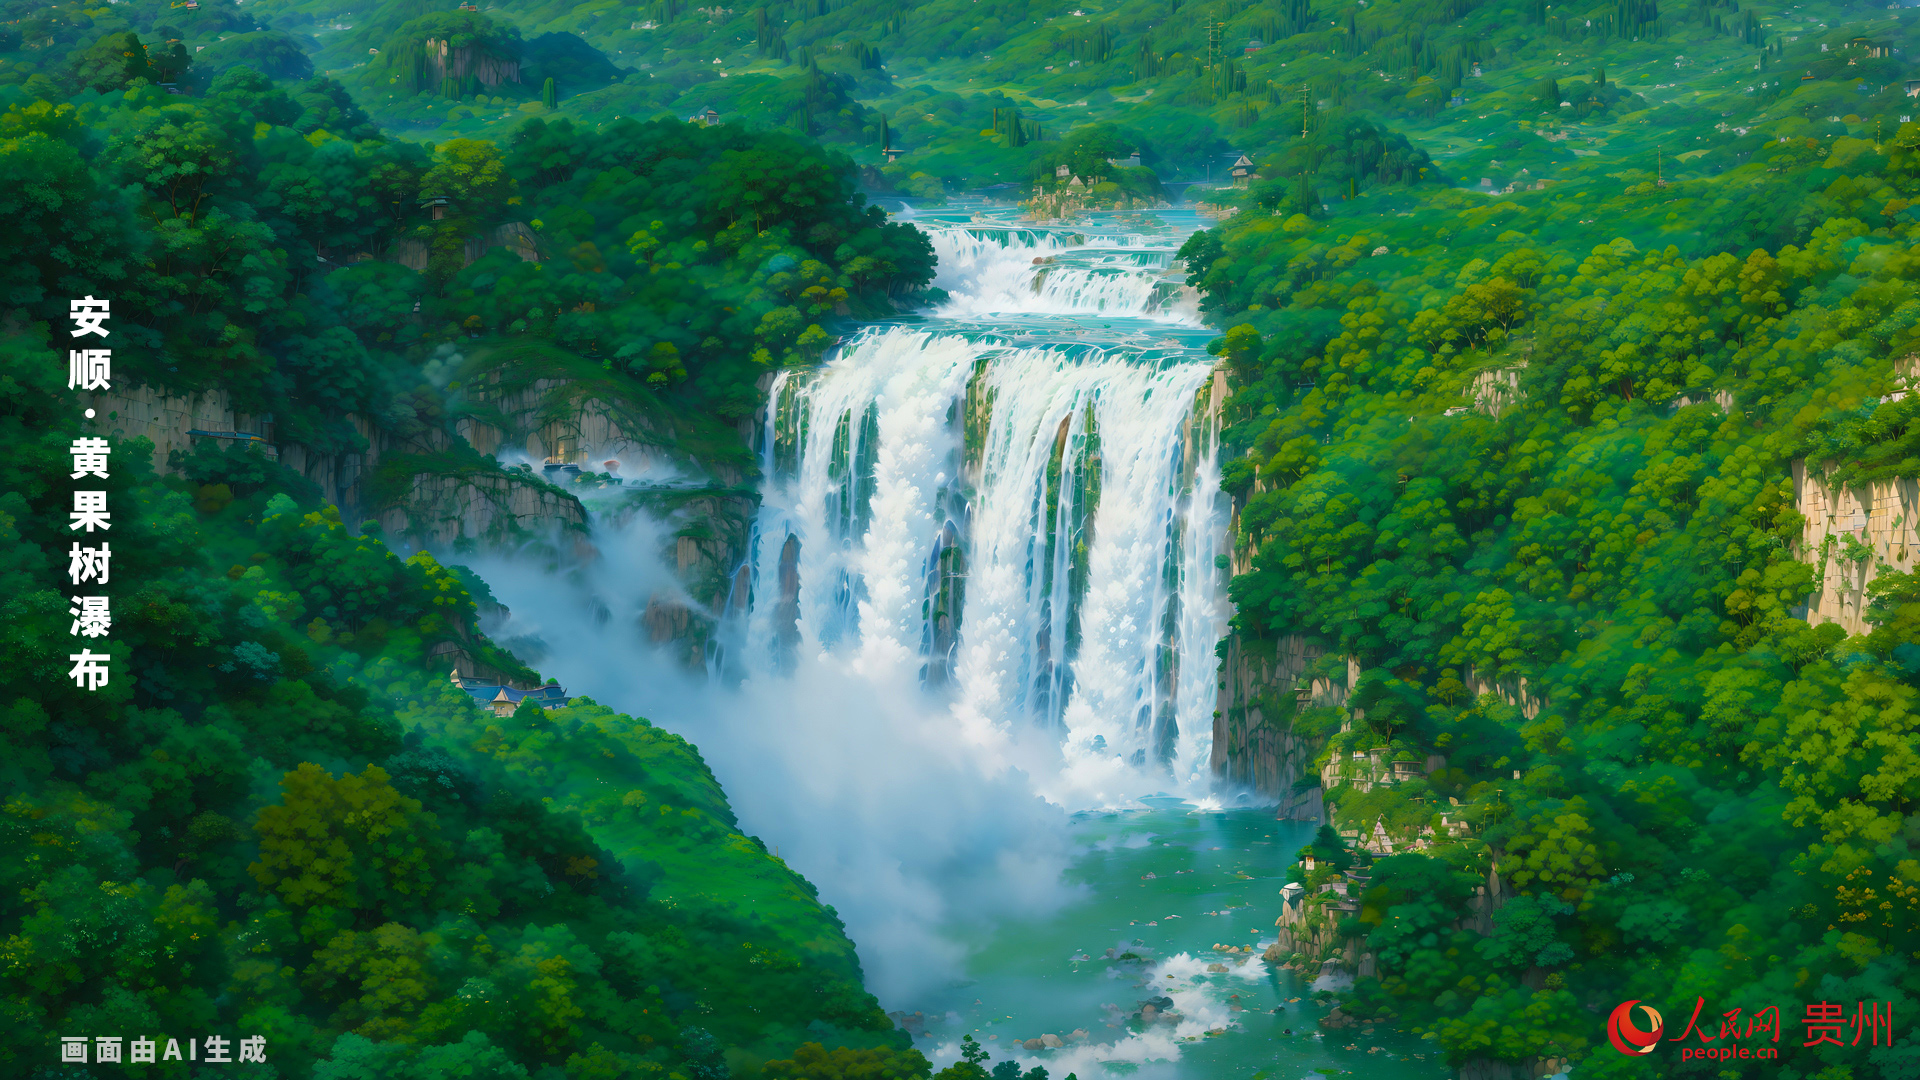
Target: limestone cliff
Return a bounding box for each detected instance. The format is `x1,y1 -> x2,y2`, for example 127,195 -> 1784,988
619,485 -> 760,671
1791,459 -> 1920,633
83,383 -> 586,548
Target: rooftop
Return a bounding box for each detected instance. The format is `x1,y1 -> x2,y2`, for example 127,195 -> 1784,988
452,670 -> 570,713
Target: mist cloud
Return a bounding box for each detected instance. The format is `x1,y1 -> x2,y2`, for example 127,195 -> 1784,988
463,513 -> 1085,1004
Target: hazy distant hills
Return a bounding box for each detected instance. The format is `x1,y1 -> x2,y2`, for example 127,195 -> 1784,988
8,0 -> 1912,197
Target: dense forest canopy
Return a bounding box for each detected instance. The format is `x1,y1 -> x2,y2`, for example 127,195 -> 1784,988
1177,58 -> 1920,1080
1,57 -> 933,453
0,353 -> 927,1074
0,9 -> 942,1074
14,0 -> 1908,204
88,0 -> 1881,199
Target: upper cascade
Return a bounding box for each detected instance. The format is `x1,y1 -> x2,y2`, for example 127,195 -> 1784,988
923,223 -> 1195,323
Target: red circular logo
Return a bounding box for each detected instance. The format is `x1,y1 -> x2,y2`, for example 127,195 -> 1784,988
1608,1000 -> 1664,1055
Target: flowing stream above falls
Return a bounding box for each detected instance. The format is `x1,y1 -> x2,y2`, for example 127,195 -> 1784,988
732,203 -> 1233,796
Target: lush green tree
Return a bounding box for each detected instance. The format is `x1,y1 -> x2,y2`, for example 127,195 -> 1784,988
195,31 -> 313,83
250,764 -> 446,941
0,102 -> 917,1059
68,30 -> 155,94
931,1036 -> 991,1080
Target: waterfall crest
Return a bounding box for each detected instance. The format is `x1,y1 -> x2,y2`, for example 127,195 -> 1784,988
927,225 -> 1193,321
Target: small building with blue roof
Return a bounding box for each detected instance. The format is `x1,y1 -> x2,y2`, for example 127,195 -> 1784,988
451,670 -> 571,716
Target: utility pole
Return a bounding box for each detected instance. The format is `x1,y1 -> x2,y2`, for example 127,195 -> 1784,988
1656,146 -> 1665,186
1301,84 -> 1311,138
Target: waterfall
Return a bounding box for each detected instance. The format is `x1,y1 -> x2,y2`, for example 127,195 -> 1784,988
741,217 -> 1231,789
466,206 -> 1240,1013
926,225 -> 1189,321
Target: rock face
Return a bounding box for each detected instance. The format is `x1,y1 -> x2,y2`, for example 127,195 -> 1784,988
83,383 -> 586,549
1211,634 -> 1350,818
84,355 -> 757,581
1460,854 -> 1511,936
1273,856 -> 1513,1038
1320,1007 -> 1358,1030
81,384 -> 275,489
464,364 -> 764,669
372,459 -> 588,547
388,222 -> 543,273
1792,458 -> 1920,632
422,35 -> 522,89
625,487 -> 759,671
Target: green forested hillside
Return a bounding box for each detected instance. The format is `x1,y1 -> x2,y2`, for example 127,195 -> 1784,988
0,324 -> 962,1078
1183,69 -> 1920,1077
0,342 -> 919,1074
0,16 -> 941,1074
0,60 -> 931,457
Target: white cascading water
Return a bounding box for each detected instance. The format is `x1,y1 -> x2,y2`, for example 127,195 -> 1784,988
928,227 -> 1185,320
745,221 -> 1231,797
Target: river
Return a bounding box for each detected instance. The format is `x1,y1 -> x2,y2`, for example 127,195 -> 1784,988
902,800 -> 1444,1080
473,200 -> 1448,1079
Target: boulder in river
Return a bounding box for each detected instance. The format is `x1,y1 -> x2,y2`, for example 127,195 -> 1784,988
1207,963 -> 1229,973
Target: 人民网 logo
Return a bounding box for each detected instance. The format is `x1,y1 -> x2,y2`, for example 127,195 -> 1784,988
1608,1000 -> 1664,1055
